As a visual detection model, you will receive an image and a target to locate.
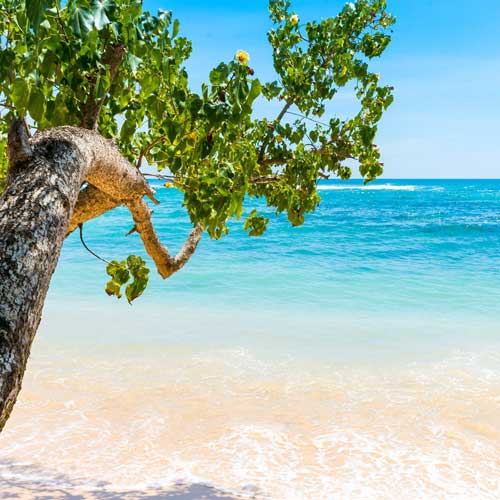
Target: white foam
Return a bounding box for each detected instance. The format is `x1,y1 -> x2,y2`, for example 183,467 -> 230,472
318,183 -> 418,191
3,348 -> 500,499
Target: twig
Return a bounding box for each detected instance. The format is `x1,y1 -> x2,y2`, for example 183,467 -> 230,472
55,2 -> 70,45
79,224 -> 110,264
257,158 -> 289,167
143,173 -> 176,180
250,175 -> 281,184
285,111 -> 330,127
0,102 -> 15,111
125,225 -> 138,236
275,96 -> 295,122
136,134 -> 167,169
258,96 -> 295,162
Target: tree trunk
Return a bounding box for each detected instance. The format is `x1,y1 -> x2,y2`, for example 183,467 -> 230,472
0,121 -> 152,431
0,128 -> 87,432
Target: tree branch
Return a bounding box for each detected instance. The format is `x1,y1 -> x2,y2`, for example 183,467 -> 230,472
67,184 -> 121,235
81,44 -> 126,130
126,197 -> 203,279
55,1 -> 70,45
250,175 -> 281,184
39,127 -> 200,279
275,96 -> 295,123
257,157 -> 289,167
7,117 -> 32,167
0,102 -> 15,111
258,96 -> 295,162
136,134 -> 167,169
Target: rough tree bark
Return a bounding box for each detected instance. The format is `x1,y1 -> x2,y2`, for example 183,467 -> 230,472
0,119 -> 202,431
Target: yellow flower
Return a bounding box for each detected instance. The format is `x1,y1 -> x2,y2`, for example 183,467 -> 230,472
235,50 -> 250,65
276,135 -> 283,143
164,182 -> 174,188
290,14 -> 299,25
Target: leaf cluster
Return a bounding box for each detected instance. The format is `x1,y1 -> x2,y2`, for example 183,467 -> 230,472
105,255 -> 149,303
0,0 -> 395,297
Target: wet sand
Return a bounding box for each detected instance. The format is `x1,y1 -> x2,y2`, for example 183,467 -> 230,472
2,347 -> 500,499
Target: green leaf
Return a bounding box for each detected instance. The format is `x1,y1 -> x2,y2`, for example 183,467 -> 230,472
105,280 -> 122,298
172,18 -> 180,37
125,255 -> 150,303
241,79 -> 262,114
126,53 -> 142,75
105,260 -> 130,299
91,0 -> 113,30
359,125 -> 376,146
11,79 -> 30,115
25,0 -> 51,32
244,209 -> 269,237
69,5 -> 94,38
28,87 -> 45,122
158,8 -> 172,25
104,257 -> 148,303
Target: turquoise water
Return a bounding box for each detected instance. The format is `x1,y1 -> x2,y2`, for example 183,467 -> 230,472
3,179 -> 500,499
55,179 -> 500,307
48,179 -> 500,362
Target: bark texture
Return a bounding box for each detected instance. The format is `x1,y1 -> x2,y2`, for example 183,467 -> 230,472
0,120 -> 202,431
67,184 -> 121,234
127,198 -> 203,278
0,122 -> 90,431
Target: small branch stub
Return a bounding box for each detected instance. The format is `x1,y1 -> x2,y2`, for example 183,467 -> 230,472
7,118 -> 32,165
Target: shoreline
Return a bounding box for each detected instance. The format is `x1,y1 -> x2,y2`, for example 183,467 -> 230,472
2,346 -> 500,499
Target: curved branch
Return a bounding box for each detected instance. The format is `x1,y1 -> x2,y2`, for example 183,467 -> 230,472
136,134 -> 167,169
67,184 -> 121,235
126,198 -> 203,279
36,127 -> 199,277
78,224 -> 110,264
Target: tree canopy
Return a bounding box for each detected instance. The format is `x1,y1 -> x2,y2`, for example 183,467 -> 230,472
0,0 -> 394,299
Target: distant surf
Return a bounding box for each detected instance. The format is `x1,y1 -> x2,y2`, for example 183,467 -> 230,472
317,183 -> 419,191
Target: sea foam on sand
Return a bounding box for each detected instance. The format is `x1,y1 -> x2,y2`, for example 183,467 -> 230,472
1,347 -> 500,500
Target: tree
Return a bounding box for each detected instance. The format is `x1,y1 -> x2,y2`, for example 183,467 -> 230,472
0,0 -> 394,431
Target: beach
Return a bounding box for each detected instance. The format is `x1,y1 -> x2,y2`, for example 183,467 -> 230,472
1,180 -> 499,499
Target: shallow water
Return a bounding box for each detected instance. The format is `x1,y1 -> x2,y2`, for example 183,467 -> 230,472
1,180 -> 500,499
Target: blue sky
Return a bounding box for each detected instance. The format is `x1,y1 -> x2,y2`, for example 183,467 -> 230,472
145,0 -> 500,178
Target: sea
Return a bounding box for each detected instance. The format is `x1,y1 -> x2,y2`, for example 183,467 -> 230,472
1,179 -> 499,499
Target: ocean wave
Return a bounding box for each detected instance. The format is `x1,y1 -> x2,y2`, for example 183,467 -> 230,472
318,183 -> 420,191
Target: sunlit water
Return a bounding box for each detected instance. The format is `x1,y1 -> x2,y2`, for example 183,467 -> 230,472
1,180 -> 500,499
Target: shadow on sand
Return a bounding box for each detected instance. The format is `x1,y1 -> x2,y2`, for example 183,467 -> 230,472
0,460 -> 257,500
0,482 -> 247,500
